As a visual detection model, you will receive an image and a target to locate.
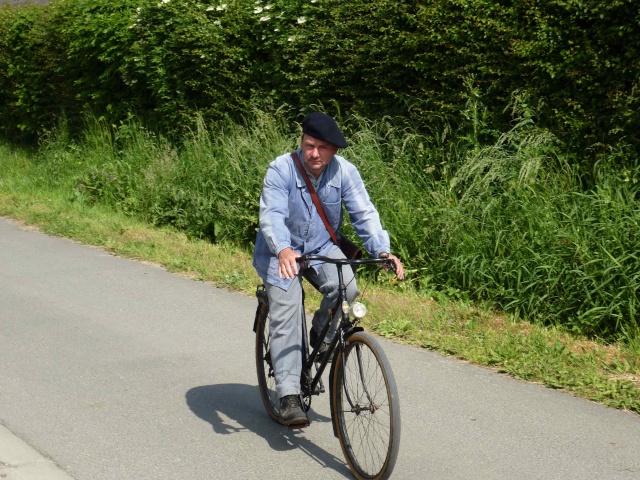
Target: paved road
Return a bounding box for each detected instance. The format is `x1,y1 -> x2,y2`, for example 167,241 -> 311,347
1,217 -> 639,480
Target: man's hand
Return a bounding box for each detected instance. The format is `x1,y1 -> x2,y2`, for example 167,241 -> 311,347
381,253 -> 405,280
278,247 -> 300,279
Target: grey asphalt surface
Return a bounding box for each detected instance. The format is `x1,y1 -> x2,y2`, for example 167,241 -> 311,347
1,216 -> 639,480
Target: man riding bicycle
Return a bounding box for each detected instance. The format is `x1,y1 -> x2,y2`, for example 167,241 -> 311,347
253,112 -> 404,426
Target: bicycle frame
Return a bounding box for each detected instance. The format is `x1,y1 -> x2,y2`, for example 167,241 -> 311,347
297,255 -> 395,424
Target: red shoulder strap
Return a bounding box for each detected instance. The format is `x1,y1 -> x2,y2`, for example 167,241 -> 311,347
291,151 -> 339,246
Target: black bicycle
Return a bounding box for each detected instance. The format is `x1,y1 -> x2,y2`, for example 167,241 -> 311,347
253,255 -> 401,480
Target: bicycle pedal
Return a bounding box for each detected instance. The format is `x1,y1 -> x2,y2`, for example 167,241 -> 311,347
315,378 -> 326,395
287,420 -> 309,430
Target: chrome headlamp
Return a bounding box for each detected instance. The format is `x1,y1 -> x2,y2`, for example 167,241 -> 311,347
349,302 -> 367,319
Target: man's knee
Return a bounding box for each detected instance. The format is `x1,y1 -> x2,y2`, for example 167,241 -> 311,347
346,283 -> 360,302
324,284 -> 339,302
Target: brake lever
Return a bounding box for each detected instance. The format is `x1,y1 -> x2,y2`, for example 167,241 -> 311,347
387,258 -> 397,273
380,256 -> 396,273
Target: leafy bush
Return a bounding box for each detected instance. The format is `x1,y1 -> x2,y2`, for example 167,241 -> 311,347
61,0 -> 143,130
0,1 -> 70,141
2,0 -> 639,161
126,0 -> 257,133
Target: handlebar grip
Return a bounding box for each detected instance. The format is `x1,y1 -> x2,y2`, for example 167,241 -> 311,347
384,257 -> 397,273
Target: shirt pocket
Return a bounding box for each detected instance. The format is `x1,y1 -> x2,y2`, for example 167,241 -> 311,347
319,182 -> 341,227
323,198 -> 342,229
321,183 -> 341,204
267,256 -> 280,280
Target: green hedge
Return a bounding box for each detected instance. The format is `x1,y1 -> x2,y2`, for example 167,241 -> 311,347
1,0 -> 639,162
0,1 -> 72,139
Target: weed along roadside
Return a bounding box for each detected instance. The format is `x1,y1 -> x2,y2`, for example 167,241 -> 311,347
1,133 -> 639,414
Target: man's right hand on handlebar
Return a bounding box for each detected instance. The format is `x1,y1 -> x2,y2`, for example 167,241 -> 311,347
278,247 -> 300,279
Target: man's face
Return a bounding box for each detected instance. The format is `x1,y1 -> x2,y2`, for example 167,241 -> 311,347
301,134 -> 338,178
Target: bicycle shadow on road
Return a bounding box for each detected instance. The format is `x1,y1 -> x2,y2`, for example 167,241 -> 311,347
186,383 -> 351,478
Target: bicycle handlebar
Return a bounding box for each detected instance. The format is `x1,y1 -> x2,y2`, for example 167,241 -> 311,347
296,254 -> 396,271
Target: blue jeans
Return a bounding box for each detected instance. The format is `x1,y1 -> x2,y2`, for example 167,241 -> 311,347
265,248 -> 360,399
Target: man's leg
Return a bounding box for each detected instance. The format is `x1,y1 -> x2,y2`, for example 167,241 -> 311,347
264,279 -> 303,400
309,248 -> 360,343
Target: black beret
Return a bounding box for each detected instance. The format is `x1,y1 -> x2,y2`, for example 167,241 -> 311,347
301,112 -> 348,148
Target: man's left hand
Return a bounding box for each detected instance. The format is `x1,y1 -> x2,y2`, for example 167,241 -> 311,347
385,253 -> 405,280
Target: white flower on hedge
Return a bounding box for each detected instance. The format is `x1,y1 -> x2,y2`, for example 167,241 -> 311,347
206,6 -> 215,11
162,0 -> 170,3
288,36 -> 295,42
264,3 -> 272,9
254,6 -> 263,13
297,16 -> 306,24
217,4 -> 227,10
213,20 -> 222,26
260,15 -> 270,21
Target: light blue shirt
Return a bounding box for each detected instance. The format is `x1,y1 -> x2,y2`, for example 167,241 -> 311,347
253,149 -> 391,290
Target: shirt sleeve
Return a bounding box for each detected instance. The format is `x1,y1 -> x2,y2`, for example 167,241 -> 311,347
340,159 -> 391,256
259,160 -> 292,256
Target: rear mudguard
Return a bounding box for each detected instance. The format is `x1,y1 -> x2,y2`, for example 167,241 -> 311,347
253,284 -> 268,333
328,326 -> 364,437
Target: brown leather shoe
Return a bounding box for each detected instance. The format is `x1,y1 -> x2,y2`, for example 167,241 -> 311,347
279,395 -> 307,426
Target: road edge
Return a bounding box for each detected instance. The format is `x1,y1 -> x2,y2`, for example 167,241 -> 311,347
0,423 -> 76,480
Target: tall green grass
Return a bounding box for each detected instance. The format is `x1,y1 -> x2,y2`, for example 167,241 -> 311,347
8,106 -> 639,342
439,120 -> 639,339
32,110 -> 296,245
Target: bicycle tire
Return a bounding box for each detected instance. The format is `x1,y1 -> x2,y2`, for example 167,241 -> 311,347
255,302 -> 281,424
331,331 -> 401,480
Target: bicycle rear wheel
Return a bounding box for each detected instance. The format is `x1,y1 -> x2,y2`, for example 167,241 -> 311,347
255,302 -> 281,423
331,332 -> 400,480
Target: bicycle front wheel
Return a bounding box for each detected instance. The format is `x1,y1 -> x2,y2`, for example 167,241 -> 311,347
331,332 -> 401,480
255,302 -> 281,423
